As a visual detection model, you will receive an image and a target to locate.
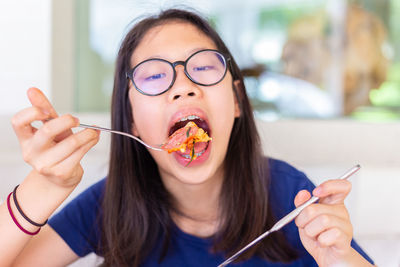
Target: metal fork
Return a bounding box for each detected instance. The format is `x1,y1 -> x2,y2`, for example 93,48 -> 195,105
78,123 -> 163,151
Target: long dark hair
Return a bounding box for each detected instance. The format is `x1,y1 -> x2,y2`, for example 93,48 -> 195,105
101,8 -> 298,266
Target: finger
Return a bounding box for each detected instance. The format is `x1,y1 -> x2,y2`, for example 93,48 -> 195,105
27,87 -> 58,118
50,135 -> 100,179
317,227 -> 351,250
27,87 -> 73,141
36,129 -> 99,169
295,203 -> 350,228
11,106 -> 50,141
32,114 -> 80,150
294,190 -> 312,207
312,179 -> 352,205
302,214 -> 352,239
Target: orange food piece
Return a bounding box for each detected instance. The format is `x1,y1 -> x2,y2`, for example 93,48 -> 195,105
161,121 -> 212,153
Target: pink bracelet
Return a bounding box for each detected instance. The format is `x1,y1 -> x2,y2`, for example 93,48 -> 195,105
6,192 -> 41,236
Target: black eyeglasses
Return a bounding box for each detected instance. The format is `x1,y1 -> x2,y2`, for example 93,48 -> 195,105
126,49 -> 230,96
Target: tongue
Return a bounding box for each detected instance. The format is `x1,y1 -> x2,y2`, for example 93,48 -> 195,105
178,142 -> 208,155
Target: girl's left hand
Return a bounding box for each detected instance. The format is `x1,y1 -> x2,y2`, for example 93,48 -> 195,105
294,179 -> 359,266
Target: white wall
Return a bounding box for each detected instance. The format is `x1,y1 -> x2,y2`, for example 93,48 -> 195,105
0,0 -> 52,115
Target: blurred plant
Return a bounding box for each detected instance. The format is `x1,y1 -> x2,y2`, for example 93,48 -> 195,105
280,4 -> 389,114
370,63 -> 400,107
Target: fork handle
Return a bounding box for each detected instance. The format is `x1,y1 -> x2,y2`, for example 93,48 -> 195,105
79,123 -> 113,132
78,124 -> 163,151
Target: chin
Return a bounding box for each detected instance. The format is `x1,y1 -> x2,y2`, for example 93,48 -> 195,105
172,165 -> 219,185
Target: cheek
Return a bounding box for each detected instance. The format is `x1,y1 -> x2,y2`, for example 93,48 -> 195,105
130,92 -> 165,142
210,86 -> 237,136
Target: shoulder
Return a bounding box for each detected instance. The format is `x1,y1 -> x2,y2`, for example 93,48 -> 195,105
56,178 -> 106,223
48,178 -> 106,256
62,178 -> 106,215
263,157 -> 315,217
262,158 -> 317,259
73,178 -> 106,205
267,157 -> 310,185
266,157 -> 315,191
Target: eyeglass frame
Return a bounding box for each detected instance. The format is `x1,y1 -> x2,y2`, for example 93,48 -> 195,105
125,49 -> 231,96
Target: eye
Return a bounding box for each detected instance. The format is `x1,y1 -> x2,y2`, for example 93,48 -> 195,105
193,65 -> 215,71
145,73 -> 166,81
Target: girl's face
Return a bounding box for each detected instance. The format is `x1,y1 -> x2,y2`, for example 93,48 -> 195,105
128,21 -> 240,185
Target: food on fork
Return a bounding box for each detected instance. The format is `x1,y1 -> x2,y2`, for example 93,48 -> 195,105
161,121 -> 212,165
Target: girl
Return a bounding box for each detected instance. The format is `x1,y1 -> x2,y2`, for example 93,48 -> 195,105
1,9 -> 374,267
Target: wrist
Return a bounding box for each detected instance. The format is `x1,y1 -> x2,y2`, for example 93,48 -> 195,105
343,248 -> 374,267
9,170 -> 78,232
319,247 -> 373,267
32,167 -> 83,189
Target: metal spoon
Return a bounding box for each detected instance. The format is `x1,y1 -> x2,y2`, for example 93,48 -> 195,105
217,164 -> 361,267
78,123 -> 163,151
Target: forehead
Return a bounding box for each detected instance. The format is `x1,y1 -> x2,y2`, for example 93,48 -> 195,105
130,21 -> 218,66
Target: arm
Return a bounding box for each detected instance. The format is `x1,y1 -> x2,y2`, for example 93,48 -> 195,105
0,171 -> 79,267
0,88 -> 99,266
294,179 -> 374,266
10,224 -> 79,267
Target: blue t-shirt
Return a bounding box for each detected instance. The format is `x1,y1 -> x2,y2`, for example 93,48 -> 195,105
48,158 -> 374,266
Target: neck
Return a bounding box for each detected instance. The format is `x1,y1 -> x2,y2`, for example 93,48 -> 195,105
161,166 -> 224,237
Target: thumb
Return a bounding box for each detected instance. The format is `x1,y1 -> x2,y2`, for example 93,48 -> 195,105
294,190 -> 312,208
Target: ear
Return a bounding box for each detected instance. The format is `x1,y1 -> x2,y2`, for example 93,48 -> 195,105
233,80 -> 242,118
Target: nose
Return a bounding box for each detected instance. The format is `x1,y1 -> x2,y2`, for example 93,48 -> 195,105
168,65 -> 201,101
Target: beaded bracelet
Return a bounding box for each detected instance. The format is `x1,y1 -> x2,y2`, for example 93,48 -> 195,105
7,192 -> 41,235
13,185 -> 48,227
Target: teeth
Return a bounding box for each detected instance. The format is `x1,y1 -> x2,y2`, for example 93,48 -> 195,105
178,115 -> 203,122
182,149 -> 206,159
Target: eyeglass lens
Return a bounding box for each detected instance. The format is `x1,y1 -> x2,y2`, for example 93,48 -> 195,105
132,50 -> 226,95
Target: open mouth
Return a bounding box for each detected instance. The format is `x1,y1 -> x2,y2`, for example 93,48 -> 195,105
168,115 -> 211,137
177,141 -> 210,158
163,114 -> 212,165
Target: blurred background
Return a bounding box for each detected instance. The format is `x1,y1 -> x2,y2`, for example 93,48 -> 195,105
0,0 -> 399,266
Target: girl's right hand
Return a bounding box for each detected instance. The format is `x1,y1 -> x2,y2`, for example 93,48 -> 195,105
11,87 -> 100,189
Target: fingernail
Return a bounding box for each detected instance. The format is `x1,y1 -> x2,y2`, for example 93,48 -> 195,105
74,117 -> 80,124
313,187 -> 322,195
42,109 -> 50,116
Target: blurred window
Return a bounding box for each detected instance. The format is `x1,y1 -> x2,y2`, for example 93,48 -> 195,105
73,0 -> 400,121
